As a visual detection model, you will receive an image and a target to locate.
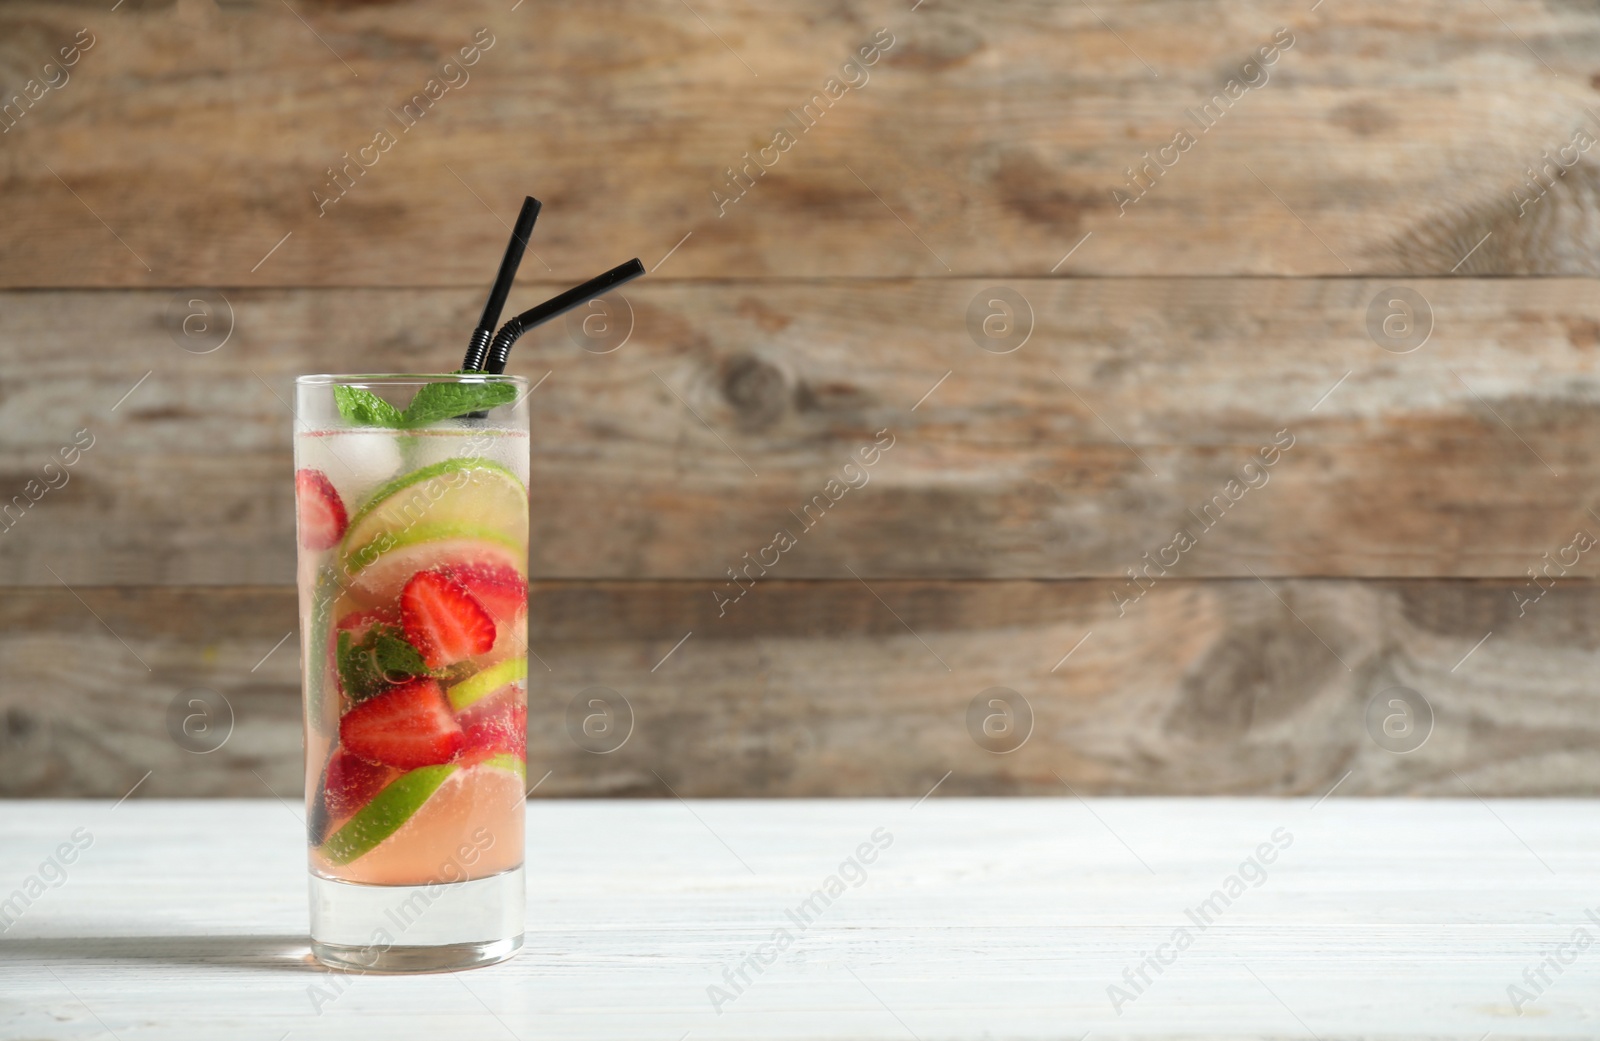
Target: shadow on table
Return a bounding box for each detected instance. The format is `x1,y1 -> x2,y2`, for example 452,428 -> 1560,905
0,934 -> 319,972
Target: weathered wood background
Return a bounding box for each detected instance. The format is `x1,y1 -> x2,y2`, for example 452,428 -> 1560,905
2,0 -> 1597,797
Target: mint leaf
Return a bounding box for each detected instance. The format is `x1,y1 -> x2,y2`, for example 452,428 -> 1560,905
333,385 -> 404,428
336,623 -> 428,702
335,630 -> 370,699
375,628 -> 428,677
400,377 -> 517,428
335,629 -> 382,701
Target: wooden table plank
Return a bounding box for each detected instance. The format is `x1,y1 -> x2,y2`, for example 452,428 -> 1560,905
1,798 -> 1596,1038
2,280 -> 1598,583
1,2 -> 1596,283
3,581 -> 1594,800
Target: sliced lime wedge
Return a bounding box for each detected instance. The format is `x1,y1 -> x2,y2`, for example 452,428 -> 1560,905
340,457 -> 527,579
317,763 -> 457,866
478,752 -> 526,780
447,657 -> 528,713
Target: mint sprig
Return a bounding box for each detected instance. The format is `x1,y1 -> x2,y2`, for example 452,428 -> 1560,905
334,622 -> 479,702
336,623 -> 428,702
332,376 -> 515,428
400,376 -> 517,427
333,386 -> 404,428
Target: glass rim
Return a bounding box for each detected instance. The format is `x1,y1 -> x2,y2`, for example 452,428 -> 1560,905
295,373 -> 529,387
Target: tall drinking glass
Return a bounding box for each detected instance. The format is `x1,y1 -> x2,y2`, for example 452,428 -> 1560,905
293,374 -> 529,972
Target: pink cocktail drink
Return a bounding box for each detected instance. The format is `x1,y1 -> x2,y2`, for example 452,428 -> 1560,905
294,374 -> 529,972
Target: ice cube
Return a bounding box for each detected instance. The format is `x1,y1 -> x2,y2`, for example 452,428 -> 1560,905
299,431 -> 405,510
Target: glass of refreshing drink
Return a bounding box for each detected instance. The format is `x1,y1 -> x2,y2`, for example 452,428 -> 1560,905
293,373 -> 530,973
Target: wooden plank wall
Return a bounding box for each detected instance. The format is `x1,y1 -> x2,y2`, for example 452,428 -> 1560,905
2,0 -> 1598,798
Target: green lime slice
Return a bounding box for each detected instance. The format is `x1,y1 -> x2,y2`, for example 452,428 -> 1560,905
339,457 -> 527,578
346,457 -> 522,531
317,763 -> 458,866
447,657 -> 528,713
477,752 -> 526,780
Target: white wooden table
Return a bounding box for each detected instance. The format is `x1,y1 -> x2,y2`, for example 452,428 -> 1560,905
1,798 -> 1597,1039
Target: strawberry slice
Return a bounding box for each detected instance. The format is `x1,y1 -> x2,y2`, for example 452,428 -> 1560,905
296,469 -> 348,550
338,678 -> 464,769
401,570 -> 496,668
437,562 -> 528,620
324,746 -> 397,820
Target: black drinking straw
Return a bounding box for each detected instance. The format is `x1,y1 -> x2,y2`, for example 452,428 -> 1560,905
461,196 -> 541,372
484,258 -> 646,374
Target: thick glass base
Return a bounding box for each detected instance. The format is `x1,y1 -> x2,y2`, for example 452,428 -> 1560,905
309,865 -> 524,973
311,934 -> 522,974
